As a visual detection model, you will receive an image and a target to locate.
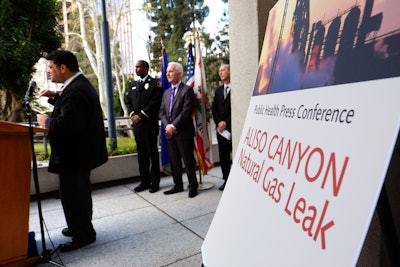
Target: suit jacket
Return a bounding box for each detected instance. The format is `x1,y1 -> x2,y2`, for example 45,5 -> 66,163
47,74 -> 108,174
211,85 -> 232,132
126,75 -> 162,132
159,83 -> 195,139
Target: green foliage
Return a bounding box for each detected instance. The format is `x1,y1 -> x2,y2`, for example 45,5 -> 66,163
144,0 -> 209,69
201,4 -> 229,104
0,0 -> 62,96
34,137 -> 137,161
107,137 -> 137,156
36,152 -> 50,161
143,0 -> 230,109
34,142 -> 51,161
203,17 -> 230,94
114,77 -> 134,116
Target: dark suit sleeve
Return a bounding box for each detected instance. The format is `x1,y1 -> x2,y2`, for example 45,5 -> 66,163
211,86 -> 222,125
48,93 -> 60,106
49,87 -> 91,139
125,82 -> 135,117
159,89 -> 170,128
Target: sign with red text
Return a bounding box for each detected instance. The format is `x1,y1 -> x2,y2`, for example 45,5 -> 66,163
202,0 -> 400,266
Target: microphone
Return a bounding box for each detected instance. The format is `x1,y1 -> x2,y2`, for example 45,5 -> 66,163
23,80 -> 37,107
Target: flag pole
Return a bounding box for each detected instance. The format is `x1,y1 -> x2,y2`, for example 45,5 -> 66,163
193,31 -> 214,191
188,38 -> 204,187
193,35 -> 204,189
191,21 -> 204,187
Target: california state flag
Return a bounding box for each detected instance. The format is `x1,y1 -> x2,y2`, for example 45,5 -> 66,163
192,37 -> 214,175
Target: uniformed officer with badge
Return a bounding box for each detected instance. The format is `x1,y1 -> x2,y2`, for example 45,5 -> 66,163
126,60 -> 163,193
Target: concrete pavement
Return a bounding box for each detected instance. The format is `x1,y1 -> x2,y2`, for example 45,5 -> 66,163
29,167 -> 224,267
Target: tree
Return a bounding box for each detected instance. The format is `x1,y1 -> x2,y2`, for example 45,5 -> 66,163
143,0 -> 228,108
64,0 -> 133,121
65,0 -> 108,115
202,1 -> 229,105
143,0 -> 209,70
0,0 -> 62,121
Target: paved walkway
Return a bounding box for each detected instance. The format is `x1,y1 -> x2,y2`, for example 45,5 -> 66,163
29,167 -> 224,267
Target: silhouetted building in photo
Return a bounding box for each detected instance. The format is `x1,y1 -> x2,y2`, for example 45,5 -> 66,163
254,0 -> 400,95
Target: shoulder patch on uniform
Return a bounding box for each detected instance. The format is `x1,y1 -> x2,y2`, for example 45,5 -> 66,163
157,80 -> 162,87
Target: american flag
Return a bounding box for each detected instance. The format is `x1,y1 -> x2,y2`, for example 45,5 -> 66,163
186,44 -> 195,88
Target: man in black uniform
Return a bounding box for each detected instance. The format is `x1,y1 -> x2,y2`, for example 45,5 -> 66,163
126,60 -> 163,193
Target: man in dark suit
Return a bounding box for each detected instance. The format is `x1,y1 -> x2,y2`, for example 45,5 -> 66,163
37,50 -> 108,252
211,64 -> 232,191
159,62 -> 198,198
126,60 -> 163,193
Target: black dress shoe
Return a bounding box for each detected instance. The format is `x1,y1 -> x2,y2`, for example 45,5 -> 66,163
149,186 -> 159,193
164,187 -> 183,195
62,228 -> 73,237
59,238 -> 96,252
188,190 -> 198,198
134,183 -> 150,192
219,181 -> 226,191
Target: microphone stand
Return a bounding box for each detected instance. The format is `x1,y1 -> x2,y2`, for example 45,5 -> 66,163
24,94 -> 65,267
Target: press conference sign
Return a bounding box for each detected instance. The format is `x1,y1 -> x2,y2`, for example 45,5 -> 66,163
202,0 -> 400,266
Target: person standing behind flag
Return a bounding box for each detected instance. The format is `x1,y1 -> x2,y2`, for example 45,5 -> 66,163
159,62 -> 199,198
126,60 -> 163,193
211,64 -> 232,191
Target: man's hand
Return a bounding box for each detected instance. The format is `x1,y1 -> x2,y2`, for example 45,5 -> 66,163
218,121 -> 226,132
39,89 -> 57,99
131,115 -> 143,126
37,114 -> 49,129
165,124 -> 177,135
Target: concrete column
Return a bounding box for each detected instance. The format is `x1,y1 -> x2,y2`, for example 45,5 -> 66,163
229,0 -> 273,157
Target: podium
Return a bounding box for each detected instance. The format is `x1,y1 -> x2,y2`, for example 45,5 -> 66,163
0,121 -> 45,266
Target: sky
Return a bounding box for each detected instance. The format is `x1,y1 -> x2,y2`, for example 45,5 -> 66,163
129,0 -> 228,63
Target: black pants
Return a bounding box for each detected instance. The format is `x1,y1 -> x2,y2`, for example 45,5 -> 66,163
59,170 -> 96,243
167,135 -> 198,191
134,126 -> 160,188
217,133 -> 232,180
